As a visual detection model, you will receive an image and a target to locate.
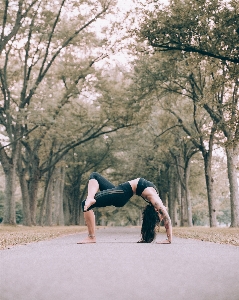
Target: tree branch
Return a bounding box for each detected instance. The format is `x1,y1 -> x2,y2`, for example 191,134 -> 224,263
0,125 -> 39,151
23,3 -> 110,107
151,43 -> 239,64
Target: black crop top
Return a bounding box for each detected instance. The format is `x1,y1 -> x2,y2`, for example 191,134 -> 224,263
136,178 -> 158,203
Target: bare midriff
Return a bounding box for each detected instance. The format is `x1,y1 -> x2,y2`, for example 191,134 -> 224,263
128,178 -> 140,194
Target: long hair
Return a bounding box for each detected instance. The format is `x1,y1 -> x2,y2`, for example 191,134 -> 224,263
138,204 -> 160,243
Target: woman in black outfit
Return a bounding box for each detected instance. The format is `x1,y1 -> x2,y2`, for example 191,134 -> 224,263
78,172 -> 172,244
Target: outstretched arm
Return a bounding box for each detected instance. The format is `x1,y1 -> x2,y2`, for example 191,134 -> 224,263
151,197 -> 172,244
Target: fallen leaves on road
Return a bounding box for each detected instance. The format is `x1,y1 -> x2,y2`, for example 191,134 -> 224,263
1,225 -> 239,250
0,225 -> 87,250
172,227 -> 239,246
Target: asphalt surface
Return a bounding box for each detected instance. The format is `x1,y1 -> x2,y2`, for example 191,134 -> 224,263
1,227 -> 239,300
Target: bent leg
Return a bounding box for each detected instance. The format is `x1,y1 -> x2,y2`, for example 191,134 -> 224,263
77,210 -> 96,244
83,178 -> 99,212
84,172 -> 116,211
78,172 -> 116,244
89,172 -> 115,191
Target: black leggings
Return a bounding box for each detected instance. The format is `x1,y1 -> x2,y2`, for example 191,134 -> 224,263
82,172 -> 133,211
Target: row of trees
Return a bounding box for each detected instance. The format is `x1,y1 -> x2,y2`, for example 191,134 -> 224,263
133,0 -> 239,226
0,0 -> 238,227
0,0 -> 144,225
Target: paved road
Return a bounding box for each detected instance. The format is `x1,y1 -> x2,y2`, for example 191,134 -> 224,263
1,227 -> 239,300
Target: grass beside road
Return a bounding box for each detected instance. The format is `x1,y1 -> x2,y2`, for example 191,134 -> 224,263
0,225 -> 239,249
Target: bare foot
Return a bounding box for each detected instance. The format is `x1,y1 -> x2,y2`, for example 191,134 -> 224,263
84,197 -> 96,212
77,235 -> 96,244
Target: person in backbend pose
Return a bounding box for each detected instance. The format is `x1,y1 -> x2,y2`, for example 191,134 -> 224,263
77,172 -> 172,244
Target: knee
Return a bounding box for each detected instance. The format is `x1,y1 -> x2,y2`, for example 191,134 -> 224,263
89,172 -> 100,180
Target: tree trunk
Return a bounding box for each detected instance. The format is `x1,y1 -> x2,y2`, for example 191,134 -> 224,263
39,170 -> 53,226
72,178 -> 81,225
17,146 -> 32,226
45,174 -> 54,226
63,191 -> 71,225
225,146 -> 239,227
53,166 -> 65,226
174,177 -> 180,227
175,154 -> 192,226
0,142 -> 20,225
180,187 -> 188,226
168,171 -> 174,225
39,187 -> 47,226
168,166 -> 178,226
203,154 -> 217,227
28,166 -> 40,226
3,166 -> 17,225
67,169 -> 83,225
185,161 -> 193,227
18,171 -> 31,226
79,181 -> 88,226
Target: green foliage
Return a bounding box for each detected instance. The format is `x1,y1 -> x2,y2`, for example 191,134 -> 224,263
131,0 -> 239,227
1,0 -> 237,228
16,202 -> 23,224
213,155 -> 231,226
217,201 -> 231,226
190,164 -> 209,226
0,192 -> 22,224
139,0 -> 239,63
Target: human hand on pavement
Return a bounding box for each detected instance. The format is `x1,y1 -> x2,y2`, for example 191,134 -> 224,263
156,239 -> 171,244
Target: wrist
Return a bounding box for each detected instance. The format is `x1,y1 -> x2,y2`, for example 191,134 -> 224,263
166,234 -> 172,243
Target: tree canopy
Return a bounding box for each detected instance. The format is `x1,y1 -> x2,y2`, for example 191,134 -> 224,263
0,0 -> 237,227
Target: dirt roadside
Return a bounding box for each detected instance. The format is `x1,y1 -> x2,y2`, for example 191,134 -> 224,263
172,226 -> 239,246
0,225 -> 239,249
0,225 -> 88,250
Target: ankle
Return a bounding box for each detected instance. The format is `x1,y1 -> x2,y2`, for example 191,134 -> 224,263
88,234 -> 95,239
86,197 -> 96,202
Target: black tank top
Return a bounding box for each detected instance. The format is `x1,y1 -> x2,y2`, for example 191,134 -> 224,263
136,178 -> 158,200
